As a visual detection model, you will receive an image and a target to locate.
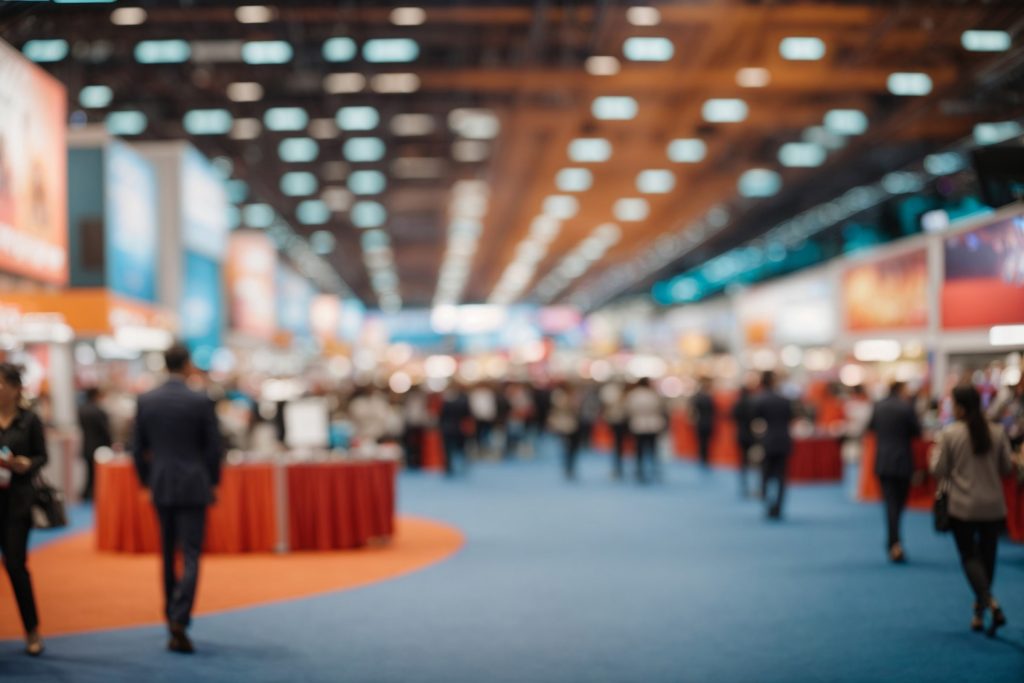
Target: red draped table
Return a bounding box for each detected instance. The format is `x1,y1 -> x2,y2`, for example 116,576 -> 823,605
95,458 -> 397,553
788,437 -> 844,483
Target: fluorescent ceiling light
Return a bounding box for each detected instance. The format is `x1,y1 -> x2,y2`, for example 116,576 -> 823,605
297,200 -> 330,225
323,72 -> 365,94
308,118 -> 338,139
736,67 -> 771,88
391,113 -> 435,136
280,172 -> 318,197
626,6 -> 660,27
323,37 -> 357,63
667,138 -> 706,163
242,41 -> 292,64
543,195 -> 579,220
614,198 -> 649,221
990,325 -> 1024,347
348,169 -> 387,195
105,110 -> 147,136
556,168 -> 593,192
336,106 -> 380,131
343,137 -> 386,162
973,121 -> 1023,146
226,179 -> 248,203
449,108 -> 500,139
592,96 -> 638,120
310,230 -> 336,254
923,152 -> 965,177
79,85 -> 113,108
390,7 -> 426,26
236,5 -> 274,23
738,168 -> 782,198
392,157 -> 445,179
530,216 -> 561,241
452,140 -> 489,162
111,7 -> 146,25
623,36 -> 674,61
803,125 -> 846,150
585,56 -> 620,76
702,98 -> 748,123
135,39 -> 190,64
227,81 -> 263,102
887,72 -> 932,96
779,36 -> 826,61
568,138 -> 612,163
278,137 -> 319,163
778,142 -> 827,168
23,39 -> 69,63
636,169 -> 675,194
231,118 -> 261,140
183,108 -> 233,135
243,203 -> 275,228
962,30 -> 1011,52
370,73 -> 420,93
363,38 -> 420,63
264,107 -> 309,132
351,201 -> 387,228
361,229 -> 390,251
823,108 -> 868,135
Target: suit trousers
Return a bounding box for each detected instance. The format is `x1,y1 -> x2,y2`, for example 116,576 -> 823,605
878,475 -> 910,549
157,505 -> 207,628
737,440 -> 754,496
562,431 -> 582,479
761,450 -> 790,516
0,506 -> 38,633
697,429 -> 713,467
950,518 -> 1003,606
611,422 -> 629,478
635,433 -> 658,483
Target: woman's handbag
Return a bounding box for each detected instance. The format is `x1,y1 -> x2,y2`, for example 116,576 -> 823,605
933,479 -> 951,533
30,474 -> 67,529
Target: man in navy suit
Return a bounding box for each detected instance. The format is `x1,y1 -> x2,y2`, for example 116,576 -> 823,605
753,371 -> 794,520
133,343 -> 222,653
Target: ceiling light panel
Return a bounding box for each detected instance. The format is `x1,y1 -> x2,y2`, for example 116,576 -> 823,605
449,108 -> 500,139
264,107 -> 309,132
278,137 -> 319,163
390,7 -> 427,26
363,38 -> 420,63
323,37 -> 357,63
543,195 -> 579,220
79,85 -> 113,108
351,201 -> 387,228
585,56 -> 620,76
736,67 -> 771,88
343,137 -> 386,163
226,81 -> 263,102
738,169 -> 782,198
391,113 -> 435,136
105,110 -> 147,136
297,200 -> 330,225
592,96 -> 638,120
281,172 -> 318,197
568,138 -> 612,163
135,39 -> 190,64
242,203 -> 275,228
308,118 -> 338,139
636,169 -> 675,194
667,138 -> 706,163
626,7 -> 660,27
614,198 -> 649,221
336,106 -> 380,131
556,168 -> 593,193
241,41 -> 292,64
961,30 -> 1011,52
452,140 -> 489,162
823,108 -> 868,135
702,98 -> 748,123
622,37 -> 674,62
231,118 -> 262,140
779,36 -> 826,61
183,108 -> 233,135
110,7 -> 147,25
22,39 -> 68,63
778,142 -> 827,168
347,170 -> 387,195
370,73 -> 420,93
887,72 -> 933,96
323,72 -> 365,94
235,5 -> 275,23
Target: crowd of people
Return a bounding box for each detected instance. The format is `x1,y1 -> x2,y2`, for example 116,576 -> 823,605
1,346 -> 1023,655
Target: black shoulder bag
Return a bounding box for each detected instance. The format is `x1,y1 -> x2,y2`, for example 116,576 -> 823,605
31,474 -> 67,529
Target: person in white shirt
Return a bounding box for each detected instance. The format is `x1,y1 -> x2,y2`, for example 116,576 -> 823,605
624,378 -> 667,483
600,381 -> 628,480
548,382 -> 583,480
469,384 -> 498,458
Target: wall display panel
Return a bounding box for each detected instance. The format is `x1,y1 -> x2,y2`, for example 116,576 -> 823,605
181,251 -> 224,368
736,271 -> 838,347
311,294 -> 340,343
0,40 -> 68,284
225,232 -> 277,340
181,146 -> 230,262
338,299 -> 365,343
106,142 -> 159,302
843,248 -> 928,331
276,265 -> 314,338
942,212 -> 1024,328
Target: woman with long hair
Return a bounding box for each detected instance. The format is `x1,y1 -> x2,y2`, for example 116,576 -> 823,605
931,385 -> 1020,637
0,362 -> 47,655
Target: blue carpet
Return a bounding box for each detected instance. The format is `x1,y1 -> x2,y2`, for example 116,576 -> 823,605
2,448 -> 1023,682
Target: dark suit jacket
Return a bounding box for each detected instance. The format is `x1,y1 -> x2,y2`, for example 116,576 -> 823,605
133,379 -> 223,508
78,401 -> 112,462
868,396 -> 921,479
731,394 -> 755,447
693,391 -> 715,434
753,390 -> 793,455
0,409 -> 49,518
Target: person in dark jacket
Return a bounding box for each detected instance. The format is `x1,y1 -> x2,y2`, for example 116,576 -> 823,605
133,343 -> 223,654
731,384 -> 757,498
77,386 -> 112,501
692,378 -> 716,468
867,381 -> 921,563
0,363 -> 47,656
438,385 -> 470,477
753,371 -> 794,520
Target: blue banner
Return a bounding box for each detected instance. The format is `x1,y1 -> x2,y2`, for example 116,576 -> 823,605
181,250 -> 223,369
105,141 -> 159,302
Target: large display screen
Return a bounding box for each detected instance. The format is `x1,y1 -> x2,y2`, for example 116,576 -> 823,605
276,265 -> 313,338
225,232 -> 276,339
843,248 -> 928,331
736,272 -> 837,346
106,141 -> 159,302
181,146 -> 230,262
0,40 -> 68,285
181,251 -> 224,368
942,212 -> 1024,329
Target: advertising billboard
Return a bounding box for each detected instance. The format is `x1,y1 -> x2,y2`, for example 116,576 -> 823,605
339,298 -> 365,343
311,294 -> 340,343
276,265 -> 313,338
736,271 -> 837,347
181,146 -> 230,262
181,251 -> 224,368
106,141 -> 159,302
842,248 -> 928,331
225,232 -> 276,339
942,212 -> 1024,329
0,40 -> 68,284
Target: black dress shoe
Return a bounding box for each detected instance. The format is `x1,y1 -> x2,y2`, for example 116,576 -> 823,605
168,625 -> 194,654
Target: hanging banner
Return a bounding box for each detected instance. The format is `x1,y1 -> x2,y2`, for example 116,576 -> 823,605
225,232 -> 277,339
942,212 -> 1024,329
106,141 -> 159,302
0,40 -> 68,285
843,248 -> 928,331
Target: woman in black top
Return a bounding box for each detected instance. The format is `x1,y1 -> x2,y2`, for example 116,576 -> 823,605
0,363 -> 48,655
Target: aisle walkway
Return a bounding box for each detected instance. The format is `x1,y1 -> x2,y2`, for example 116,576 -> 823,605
3,451 -> 1023,682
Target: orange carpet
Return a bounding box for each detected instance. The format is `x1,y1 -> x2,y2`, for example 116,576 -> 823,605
0,516 -> 463,639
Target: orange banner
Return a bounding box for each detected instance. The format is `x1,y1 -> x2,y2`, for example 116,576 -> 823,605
843,249 -> 928,331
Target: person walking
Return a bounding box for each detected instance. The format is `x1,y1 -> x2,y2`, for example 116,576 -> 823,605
753,371 -> 794,520
624,378 -> 667,484
77,386 -> 112,501
600,380 -> 628,480
867,381 -> 921,563
692,378 -> 716,468
0,363 -> 47,656
133,343 -> 223,653
549,382 -> 583,481
731,384 -> 756,498
930,385 -> 1020,637
438,385 -> 470,477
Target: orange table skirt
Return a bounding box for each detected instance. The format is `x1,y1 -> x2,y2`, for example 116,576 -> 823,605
96,459 -> 396,553
670,409 -> 740,467
788,438 -> 843,482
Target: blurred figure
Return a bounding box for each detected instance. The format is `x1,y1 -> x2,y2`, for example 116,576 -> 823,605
504,383 -> 534,460
578,383 -> 601,451
600,379 -> 628,480
987,375 -> 1024,451
692,378 -> 716,468
0,362 -> 48,656
132,343 -> 223,654
469,383 -> 498,459
930,385 -> 1020,636
625,378 -> 667,484
754,371 -> 794,520
78,386 -> 112,501
439,385 -> 470,477
867,381 -> 921,563
842,385 -> 873,465
731,384 -> 756,498
348,387 -> 390,445
548,382 -> 583,480
403,384 -> 430,470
